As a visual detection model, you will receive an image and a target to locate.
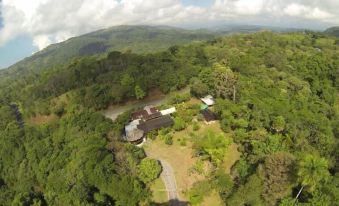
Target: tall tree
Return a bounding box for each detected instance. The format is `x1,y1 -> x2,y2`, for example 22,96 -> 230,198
135,85 -> 146,100
213,63 -> 238,101
295,154 -> 330,201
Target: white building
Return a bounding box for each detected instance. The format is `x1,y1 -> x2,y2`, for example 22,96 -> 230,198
200,95 -> 215,106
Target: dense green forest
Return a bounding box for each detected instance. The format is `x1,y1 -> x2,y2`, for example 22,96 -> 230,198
0,31 -> 338,205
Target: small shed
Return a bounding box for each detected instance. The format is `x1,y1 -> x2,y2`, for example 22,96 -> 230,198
200,104 -> 208,110
200,95 -> 215,106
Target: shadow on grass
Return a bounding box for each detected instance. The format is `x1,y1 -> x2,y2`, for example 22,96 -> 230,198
151,199 -> 189,206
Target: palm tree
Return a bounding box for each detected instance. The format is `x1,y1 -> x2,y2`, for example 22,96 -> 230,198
295,154 -> 330,203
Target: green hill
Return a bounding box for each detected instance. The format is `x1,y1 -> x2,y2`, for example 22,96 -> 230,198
324,26 -> 339,37
2,25 -> 216,72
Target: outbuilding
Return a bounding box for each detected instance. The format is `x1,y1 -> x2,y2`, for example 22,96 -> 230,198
200,95 -> 215,106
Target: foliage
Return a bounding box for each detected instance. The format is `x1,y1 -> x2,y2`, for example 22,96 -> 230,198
137,158 -> 162,184
297,154 -> 330,192
259,152 -> 295,205
135,85 -> 146,99
173,117 -> 186,131
194,129 -> 231,166
189,180 -> 212,205
0,31 -> 338,205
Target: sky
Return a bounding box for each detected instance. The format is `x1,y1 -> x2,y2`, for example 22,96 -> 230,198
0,0 -> 339,69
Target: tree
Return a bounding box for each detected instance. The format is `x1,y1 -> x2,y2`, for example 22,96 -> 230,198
295,154 -> 330,201
213,63 -> 238,101
121,74 -> 135,97
194,129 -> 231,166
190,78 -> 209,97
272,116 -> 285,133
134,85 -> 146,99
259,152 -> 295,205
137,158 -> 162,183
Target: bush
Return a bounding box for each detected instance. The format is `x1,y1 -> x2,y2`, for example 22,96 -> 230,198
189,180 -> 212,205
173,117 -> 186,131
169,93 -> 191,104
192,122 -> 200,131
53,103 -> 65,117
147,130 -> 158,140
137,158 -> 162,183
178,137 -> 187,146
164,134 -> 173,145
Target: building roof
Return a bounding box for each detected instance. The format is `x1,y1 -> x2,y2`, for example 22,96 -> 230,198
131,106 -> 159,120
160,107 -> 176,115
143,112 -> 162,121
200,95 -> 215,106
137,115 -> 174,133
200,104 -> 208,110
201,109 -> 217,122
125,128 -> 144,142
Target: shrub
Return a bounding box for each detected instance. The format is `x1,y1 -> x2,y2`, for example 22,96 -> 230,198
173,117 -> 186,131
164,134 -> 173,145
192,122 -> 200,131
189,180 -> 212,205
137,158 -> 162,183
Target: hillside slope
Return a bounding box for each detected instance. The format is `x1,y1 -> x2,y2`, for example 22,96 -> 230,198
324,26 -> 339,37
2,25 -> 216,73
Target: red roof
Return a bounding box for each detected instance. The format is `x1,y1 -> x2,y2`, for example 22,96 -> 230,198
131,107 -> 159,120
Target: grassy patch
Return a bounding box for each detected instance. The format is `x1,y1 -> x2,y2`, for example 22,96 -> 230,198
150,178 -> 168,204
145,121 -> 240,202
201,190 -> 223,206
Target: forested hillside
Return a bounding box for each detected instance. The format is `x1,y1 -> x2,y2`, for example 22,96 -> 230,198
324,26 -> 339,37
0,26 -> 217,78
0,31 -> 338,205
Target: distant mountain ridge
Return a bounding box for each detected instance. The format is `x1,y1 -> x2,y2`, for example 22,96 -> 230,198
324,26 -> 339,37
2,25 -> 217,73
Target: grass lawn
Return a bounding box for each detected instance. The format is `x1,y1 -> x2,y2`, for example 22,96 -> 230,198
144,121 -> 240,202
144,129 -> 203,200
201,190 -> 223,206
150,177 -> 168,204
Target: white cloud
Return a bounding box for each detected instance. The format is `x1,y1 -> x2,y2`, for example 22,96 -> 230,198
33,34 -> 51,50
1,0 -> 338,50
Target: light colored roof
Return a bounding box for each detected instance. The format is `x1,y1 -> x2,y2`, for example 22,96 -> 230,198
125,119 -> 140,133
126,128 -> 144,142
200,95 -> 215,106
160,107 -> 176,115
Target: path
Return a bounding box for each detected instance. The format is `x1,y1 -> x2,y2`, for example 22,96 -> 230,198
10,103 -> 24,128
102,87 -> 189,121
146,150 -> 181,206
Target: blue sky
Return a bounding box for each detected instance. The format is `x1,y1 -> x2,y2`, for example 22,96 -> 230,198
0,10 -> 38,69
0,0 -> 338,69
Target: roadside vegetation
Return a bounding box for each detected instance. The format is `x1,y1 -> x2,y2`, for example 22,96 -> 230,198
0,31 -> 338,205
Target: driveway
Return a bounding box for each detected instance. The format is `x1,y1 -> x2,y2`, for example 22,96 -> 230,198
145,150 -> 181,206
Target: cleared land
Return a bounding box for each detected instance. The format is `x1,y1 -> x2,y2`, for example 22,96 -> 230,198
145,121 -> 240,202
